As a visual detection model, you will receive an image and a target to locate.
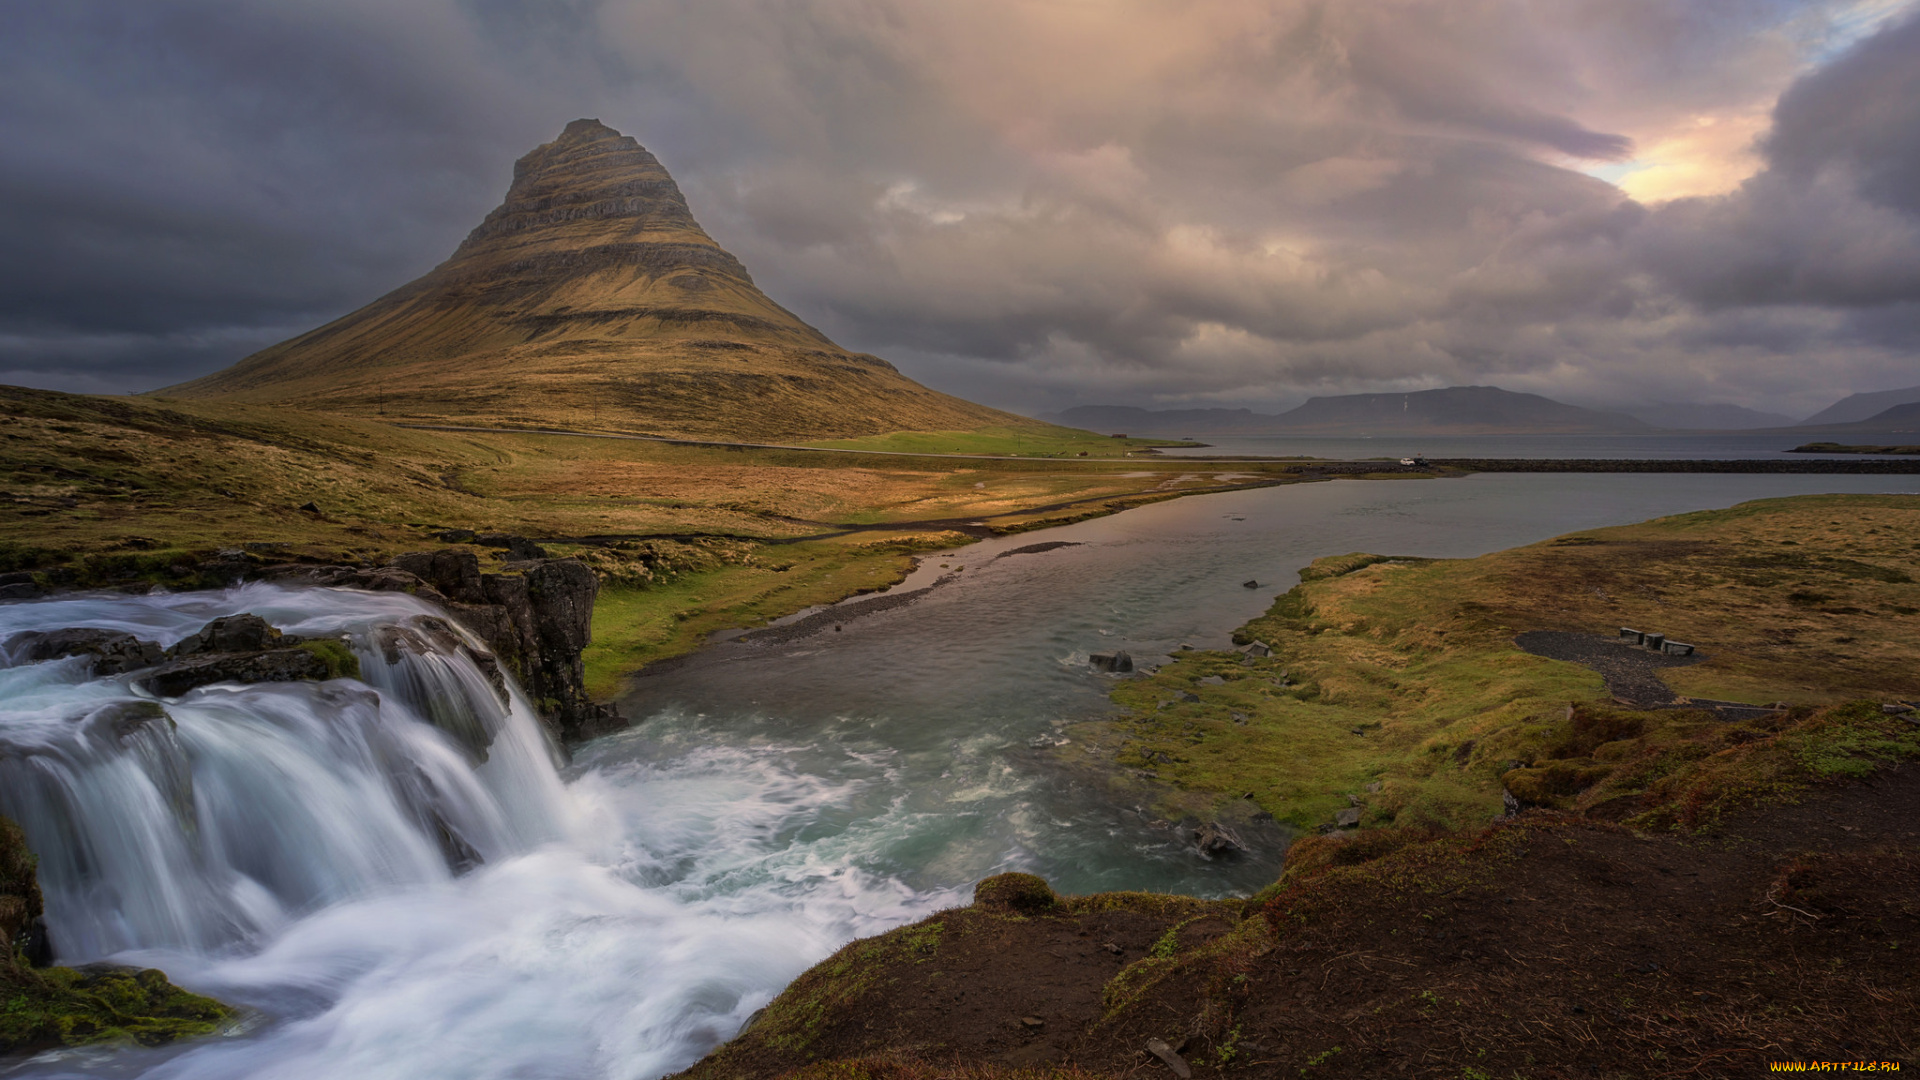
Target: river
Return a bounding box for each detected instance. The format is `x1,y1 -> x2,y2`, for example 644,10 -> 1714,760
3,473 -> 1916,1079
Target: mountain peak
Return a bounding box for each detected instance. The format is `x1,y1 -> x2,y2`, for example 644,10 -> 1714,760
465,119 -> 704,253
157,123 -> 1026,440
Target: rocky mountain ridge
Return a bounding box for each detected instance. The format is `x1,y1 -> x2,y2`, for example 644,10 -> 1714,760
159,119 -> 1031,441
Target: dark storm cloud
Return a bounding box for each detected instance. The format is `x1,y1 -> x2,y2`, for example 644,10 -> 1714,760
1637,12 -> 1920,310
0,0 -> 565,388
2,0 -> 1916,415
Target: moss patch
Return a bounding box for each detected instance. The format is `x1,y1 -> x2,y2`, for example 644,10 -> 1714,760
3,818 -> 233,1055
1082,494 -> 1920,833
296,638 -> 362,681
2,965 -> 235,1054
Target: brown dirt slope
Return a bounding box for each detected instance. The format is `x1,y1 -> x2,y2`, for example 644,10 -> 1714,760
679,756 -> 1919,1080
159,119 -> 1037,441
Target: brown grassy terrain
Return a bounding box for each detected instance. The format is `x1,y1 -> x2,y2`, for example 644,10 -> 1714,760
1072,494 -> 1920,833
0,384 -> 1323,694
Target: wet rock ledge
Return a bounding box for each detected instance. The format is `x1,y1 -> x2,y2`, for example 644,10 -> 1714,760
261,548 -> 622,741
3,543 -> 621,743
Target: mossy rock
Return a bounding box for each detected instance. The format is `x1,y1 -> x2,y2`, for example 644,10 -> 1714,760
971,872 -> 1058,914
3,817 -> 235,1054
1504,760 -> 1613,809
296,638 -> 362,681
1,965 -> 234,1053
1,817 -> 45,950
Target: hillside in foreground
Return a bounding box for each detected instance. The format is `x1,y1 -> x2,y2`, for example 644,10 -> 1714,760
158,120 -> 1043,442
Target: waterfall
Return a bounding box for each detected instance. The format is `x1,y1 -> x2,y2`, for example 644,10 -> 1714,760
0,584 -> 574,962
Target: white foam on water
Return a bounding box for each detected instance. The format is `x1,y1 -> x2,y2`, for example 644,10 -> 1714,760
1,587 -> 947,1080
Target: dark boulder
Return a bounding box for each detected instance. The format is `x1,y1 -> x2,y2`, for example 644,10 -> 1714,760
141,648 -> 332,697
167,614 -> 288,657
437,557 -> 617,740
1089,650 -> 1135,673
476,534 -> 549,561
4,628 -> 165,675
18,915 -> 52,968
0,571 -> 44,601
389,550 -> 487,604
81,700 -> 173,745
1191,821 -> 1246,858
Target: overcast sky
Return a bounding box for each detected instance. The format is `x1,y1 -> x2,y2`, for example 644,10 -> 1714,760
2,0 -> 1917,417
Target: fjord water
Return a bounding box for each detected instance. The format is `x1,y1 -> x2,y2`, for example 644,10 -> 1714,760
4,474 -> 1916,1079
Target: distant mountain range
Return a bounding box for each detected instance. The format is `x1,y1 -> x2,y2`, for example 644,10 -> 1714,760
1799,385 -> 1920,426
1043,385 -> 1920,437
1618,403 -> 1797,430
158,120 -> 1037,441
1783,401 -> 1920,437
1043,387 -> 1650,436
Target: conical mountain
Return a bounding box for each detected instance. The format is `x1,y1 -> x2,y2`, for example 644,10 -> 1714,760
161,119 -> 1031,440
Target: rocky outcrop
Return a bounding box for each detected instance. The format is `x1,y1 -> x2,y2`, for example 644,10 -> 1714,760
273,547 -> 621,740
167,614 -> 283,656
4,546 -> 618,742
1190,821 -> 1246,859
135,614 -> 346,698
2,628 -> 164,676
142,647 -> 332,698
0,572 -> 44,601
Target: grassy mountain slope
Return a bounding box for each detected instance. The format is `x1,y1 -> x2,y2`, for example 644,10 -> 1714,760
159,120 -> 1039,442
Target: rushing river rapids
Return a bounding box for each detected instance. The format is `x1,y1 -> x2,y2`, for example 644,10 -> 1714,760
0,588 -> 572,960
0,585 -> 929,1080
3,474 -> 1918,1079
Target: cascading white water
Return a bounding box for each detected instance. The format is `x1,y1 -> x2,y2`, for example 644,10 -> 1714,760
0,583 -> 942,1080
0,584 -> 574,960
